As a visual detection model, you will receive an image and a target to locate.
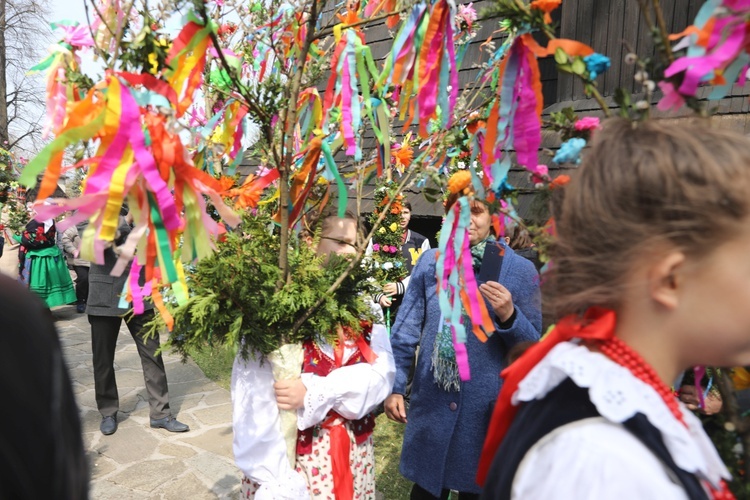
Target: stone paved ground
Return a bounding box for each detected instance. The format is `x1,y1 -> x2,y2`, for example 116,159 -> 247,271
53,305 -> 241,499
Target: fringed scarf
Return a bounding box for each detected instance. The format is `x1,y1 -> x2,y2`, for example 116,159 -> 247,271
431,236 -> 495,391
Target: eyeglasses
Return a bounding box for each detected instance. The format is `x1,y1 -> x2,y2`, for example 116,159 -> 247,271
320,236 -> 357,249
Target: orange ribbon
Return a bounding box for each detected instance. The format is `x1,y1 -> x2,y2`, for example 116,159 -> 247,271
520,34 -> 595,58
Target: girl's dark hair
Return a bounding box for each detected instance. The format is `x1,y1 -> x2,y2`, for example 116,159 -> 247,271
546,118 -> 750,318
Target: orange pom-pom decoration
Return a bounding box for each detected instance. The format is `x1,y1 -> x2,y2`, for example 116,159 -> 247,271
447,170 -> 472,195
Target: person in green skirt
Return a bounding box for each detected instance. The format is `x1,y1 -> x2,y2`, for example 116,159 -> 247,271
15,214 -> 76,309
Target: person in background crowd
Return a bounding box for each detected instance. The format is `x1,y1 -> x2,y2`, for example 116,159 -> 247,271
372,200 -> 431,321
385,173 -> 542,500
0,273 -> 88,499
15,202 -> 76,308
504,225 -> 542,273
233,207 -> 395,499
478,119 -> 743,499
62,219 -> 90,313
88,213 -> 189,436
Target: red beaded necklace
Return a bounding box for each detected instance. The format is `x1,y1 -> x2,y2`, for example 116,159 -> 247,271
593,336 -> 686,427
592,337 -> 735,500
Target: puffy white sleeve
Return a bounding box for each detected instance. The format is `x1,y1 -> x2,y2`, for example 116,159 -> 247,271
230,355 -> 310,499
511,418 -> 690,499
297,323 -> 396,429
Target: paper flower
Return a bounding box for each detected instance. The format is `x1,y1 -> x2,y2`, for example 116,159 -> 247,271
393,143 -> 414,169
574,116 -> 600,131
390,246 -> 399,253
456,3 -> 477,29
656,81 -> 686,112
584,53 -> 611,80
226,174 -> 264,209
382,262 -> 394,270
553,138 -> 586,165
378,227 -> 386,234
58,23 -> 95,48
447,170 -> 472,195
550,174 -> 571,190
389,222 -> 398,232
529,164 -> 549,186
372,243 -> 380,251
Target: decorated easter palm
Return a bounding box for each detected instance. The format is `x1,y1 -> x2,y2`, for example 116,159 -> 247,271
17,0 -> 750,488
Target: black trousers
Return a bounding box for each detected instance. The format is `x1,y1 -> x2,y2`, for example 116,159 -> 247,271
411,484 -> 480,500
89,310 -> 170,419
73,266 -> 89,304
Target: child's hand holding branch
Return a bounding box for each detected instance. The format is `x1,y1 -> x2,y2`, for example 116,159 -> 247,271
274,379 -> 307,411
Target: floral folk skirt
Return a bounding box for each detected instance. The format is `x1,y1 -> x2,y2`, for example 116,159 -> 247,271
240,421 -> 376,499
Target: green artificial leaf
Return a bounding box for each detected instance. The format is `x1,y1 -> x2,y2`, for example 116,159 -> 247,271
554,48 -> 568,65
571,57 -> 586,76
557,63 -> 572,73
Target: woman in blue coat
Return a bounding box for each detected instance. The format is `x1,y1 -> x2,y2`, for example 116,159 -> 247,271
384,182 -> 542,499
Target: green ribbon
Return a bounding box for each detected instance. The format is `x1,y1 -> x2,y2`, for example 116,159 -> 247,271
320,140 -> 347,218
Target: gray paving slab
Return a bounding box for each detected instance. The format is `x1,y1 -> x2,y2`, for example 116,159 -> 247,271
53,305 -> 240,498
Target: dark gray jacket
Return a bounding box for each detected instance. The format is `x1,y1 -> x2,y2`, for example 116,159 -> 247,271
87,218 -> 153,317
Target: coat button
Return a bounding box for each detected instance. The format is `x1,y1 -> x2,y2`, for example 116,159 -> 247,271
449,402 -> 457,411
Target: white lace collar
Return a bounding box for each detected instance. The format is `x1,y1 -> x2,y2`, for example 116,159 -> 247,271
513,341 -> 730,488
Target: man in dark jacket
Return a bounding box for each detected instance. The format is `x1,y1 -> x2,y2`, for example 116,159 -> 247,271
88,216 -> 188,435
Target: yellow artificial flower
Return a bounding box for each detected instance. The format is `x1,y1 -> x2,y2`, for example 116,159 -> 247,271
378,227 -> 386,234
389,222 -> 398,232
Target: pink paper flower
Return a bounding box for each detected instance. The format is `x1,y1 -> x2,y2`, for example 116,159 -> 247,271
574,116 -> 600,131
657,81 -> 686,112
457,3 -> 477,28
529,164 -> 548,186
372,243 -> 380,252
57,23 -> 95,48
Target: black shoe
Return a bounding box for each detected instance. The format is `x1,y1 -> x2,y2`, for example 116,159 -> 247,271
150,415 -> 189,433
76,302 -> 86,313
100,415 -> 117,435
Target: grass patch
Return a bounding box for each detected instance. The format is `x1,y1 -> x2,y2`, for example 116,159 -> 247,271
373,414 -> 413,498
187,343 -> 235,390
188,344 -> 412,498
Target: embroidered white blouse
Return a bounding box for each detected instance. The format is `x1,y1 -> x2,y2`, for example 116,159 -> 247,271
231,323 -> 395,499
509,341 -> 731,499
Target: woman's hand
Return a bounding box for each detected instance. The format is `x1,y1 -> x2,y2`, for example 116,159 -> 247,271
274,379 -> 307,411
679,385 -> 723,415
479,281 -> 514,323
384,394 -> 408,423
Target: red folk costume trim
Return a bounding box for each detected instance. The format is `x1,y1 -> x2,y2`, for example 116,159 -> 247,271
476,308 -> 734,500
296,321 -> 378,500
296,321 -> 377,456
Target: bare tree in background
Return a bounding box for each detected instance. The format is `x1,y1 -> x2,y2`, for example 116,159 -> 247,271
0,0 -> 50,154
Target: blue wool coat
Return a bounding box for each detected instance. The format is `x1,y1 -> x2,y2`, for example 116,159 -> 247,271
390,245 -> 541,495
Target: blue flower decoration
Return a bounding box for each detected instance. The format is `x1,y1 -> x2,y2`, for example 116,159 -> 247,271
553,138 -> 587,165
584,53 -> 611,80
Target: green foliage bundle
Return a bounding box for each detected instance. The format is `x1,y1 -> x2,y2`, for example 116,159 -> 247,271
151,212 -> 377,360
367,180 -> 407,285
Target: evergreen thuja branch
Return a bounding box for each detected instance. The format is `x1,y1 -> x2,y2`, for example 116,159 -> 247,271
290,168 -> 417,335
